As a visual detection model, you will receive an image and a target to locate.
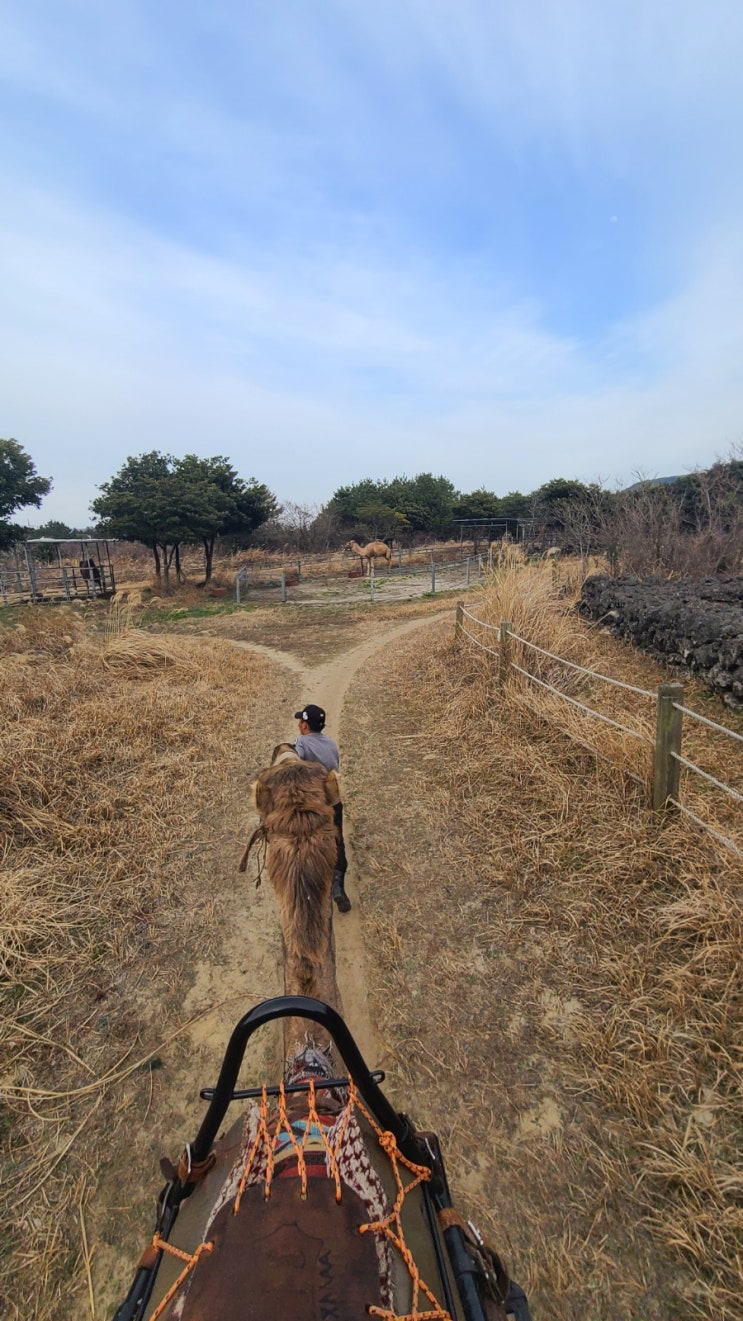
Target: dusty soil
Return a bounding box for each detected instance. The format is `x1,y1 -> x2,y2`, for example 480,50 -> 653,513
159,596 -> 453,665
228,611 -> 452,1061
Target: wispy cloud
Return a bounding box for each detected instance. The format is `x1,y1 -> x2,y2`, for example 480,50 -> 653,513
1,2 -> 742,523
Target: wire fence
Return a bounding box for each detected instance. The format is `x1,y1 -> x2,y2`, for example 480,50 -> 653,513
235,554 -> 488,605
230,541 -> 485,585
455,601 -> 743,861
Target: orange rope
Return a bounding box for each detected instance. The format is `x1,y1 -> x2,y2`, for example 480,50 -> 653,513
235,1077 -> 352,1211
144,1081 -> 452,1321
147,1236 -> 214,1321
234,1084 -> 273,1211
352,1090 -> 451,1321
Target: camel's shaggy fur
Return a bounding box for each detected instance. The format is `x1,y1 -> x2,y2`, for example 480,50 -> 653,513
251,744 -> 342,1054
345,539 -> 392,574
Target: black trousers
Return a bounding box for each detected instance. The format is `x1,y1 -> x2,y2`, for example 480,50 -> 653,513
333,802 -> 348,878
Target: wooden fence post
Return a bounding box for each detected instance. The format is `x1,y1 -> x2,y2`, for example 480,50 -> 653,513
431,564 -> 436,594
653,683 -> 684,810
370,563 -> 375,602
466,557 -> 471,586
454,601 -> 464,641
499,620 -> 511,688
281,570 -> 287,604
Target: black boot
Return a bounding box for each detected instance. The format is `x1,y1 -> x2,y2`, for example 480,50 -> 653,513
332,869 -> 351,913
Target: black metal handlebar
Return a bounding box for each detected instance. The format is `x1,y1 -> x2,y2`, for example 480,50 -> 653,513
114,996 -> 531,1321
188,995 -> 432,1170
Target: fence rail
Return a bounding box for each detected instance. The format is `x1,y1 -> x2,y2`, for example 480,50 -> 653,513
235,554 -> 486,604
455,602 -> 743,860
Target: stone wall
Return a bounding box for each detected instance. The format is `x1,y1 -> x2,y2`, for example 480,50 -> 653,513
579,576 -> 743,710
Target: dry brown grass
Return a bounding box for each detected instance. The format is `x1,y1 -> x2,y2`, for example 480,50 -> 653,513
344,561 -> 743,1320
0,605 -> 289,1319
167,595 -> 453,664
3,566 -> 740,1318
468,560 -> 743,850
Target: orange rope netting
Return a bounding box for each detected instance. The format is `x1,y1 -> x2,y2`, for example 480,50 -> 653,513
147,1079 -> 452,1321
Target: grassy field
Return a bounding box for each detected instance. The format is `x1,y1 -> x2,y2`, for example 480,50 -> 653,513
1,563 -> 741,1319
344,565 -> 742,1320
0,604 -> 295,1317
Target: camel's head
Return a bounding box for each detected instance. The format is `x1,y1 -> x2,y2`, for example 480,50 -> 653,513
252,757 -> 341,820
270,742 -> 301,766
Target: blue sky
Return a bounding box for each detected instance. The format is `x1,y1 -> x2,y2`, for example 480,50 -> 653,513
1,1 -> 742,526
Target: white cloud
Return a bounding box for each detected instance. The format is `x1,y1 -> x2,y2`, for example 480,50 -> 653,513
2,3 -> 743,525
5,182 -> 740,526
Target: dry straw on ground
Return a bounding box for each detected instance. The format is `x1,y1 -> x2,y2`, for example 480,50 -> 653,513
3,568 -> 741,1319
345,560 -> 742,1321
0,605 -> 286,1320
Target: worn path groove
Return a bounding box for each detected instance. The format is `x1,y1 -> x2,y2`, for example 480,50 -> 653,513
230,611 -> 451,1064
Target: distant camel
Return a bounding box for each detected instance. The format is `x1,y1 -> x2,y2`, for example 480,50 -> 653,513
345,539 -> 392,574
241,744 -> 342,1056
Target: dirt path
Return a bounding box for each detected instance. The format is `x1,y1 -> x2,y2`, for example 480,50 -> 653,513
231,612 -> 450,1064
92,613 -> 450,1316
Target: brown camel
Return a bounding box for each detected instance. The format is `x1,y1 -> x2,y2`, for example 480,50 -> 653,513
122,739 -> 526,1319
245,744 -> 343,1056
345,538 -> 392,574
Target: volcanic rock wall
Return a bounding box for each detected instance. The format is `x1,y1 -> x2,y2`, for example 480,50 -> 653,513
579,576 -> 743,710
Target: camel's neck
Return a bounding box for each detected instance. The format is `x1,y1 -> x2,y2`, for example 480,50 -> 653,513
272,748 -> 300,767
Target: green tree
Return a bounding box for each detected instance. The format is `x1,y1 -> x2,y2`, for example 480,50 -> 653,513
329,478 -> 390,530
0,439 -> 52,547
389,473 -> 457,538
92,452 -> 223,589
329,473 -> 456,541
452,488 -> 502,522
496,490 -> 531,520
31,519 -> 83,539
355,502 -> 409,541
175,455 -> 277,581
92,452 -> 277,587
530,478 -> 592,539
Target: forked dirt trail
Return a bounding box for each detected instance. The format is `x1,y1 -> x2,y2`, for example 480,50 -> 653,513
91,611 -> 450,1316
232,612 -> 450,1065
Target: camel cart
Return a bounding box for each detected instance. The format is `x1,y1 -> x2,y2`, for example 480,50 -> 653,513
115,995 -> 531,1321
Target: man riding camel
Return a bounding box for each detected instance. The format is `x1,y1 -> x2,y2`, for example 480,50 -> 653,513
294,704 -> 351,914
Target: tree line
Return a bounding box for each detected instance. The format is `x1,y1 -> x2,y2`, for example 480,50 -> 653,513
0,443 -> 276,585
260,465 -> 742,577
2,438 -> 741,582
